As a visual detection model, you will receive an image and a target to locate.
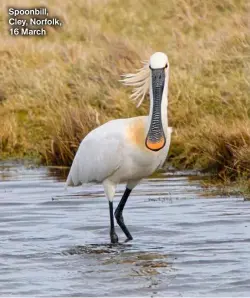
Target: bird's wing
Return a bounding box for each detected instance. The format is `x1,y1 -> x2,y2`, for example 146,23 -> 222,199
66,128 -> 122,187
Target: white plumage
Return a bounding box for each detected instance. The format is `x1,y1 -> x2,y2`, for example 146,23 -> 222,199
66,52 -> 172,243
66,117 -> 172,191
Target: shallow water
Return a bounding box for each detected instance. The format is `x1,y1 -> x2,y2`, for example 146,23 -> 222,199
0,162 -> 250,297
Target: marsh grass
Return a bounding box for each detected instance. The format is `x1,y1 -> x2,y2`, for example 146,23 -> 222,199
0,0 -> 249,189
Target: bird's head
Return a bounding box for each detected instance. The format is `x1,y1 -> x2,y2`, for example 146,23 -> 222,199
149,52 -> 169,71
148,52 -> 170,100
120,52 -> 169,108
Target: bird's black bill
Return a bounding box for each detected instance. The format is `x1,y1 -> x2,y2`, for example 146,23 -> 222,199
146,68 -> 166,151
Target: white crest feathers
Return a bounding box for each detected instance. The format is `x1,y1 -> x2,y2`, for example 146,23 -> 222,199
120,60 -> 150,108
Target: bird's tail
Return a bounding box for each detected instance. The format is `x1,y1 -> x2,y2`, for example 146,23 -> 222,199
65,157 -> 82,189
65,173 -> 74,188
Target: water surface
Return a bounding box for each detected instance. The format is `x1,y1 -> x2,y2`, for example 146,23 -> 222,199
0,162 -> 250,296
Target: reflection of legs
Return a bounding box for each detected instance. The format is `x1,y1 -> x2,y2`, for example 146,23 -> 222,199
109,201 -> 118,243
115,188 -> 133,240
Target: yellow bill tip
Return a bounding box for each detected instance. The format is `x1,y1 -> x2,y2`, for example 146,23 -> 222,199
146,137 -> 165,151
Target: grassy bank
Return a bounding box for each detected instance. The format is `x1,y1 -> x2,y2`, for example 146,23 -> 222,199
0,0 -> 249,191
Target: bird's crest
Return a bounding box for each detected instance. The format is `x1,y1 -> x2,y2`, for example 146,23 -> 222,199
120,60 -> 150,108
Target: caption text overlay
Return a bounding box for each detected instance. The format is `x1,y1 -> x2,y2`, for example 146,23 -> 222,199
8,7 -> 63,36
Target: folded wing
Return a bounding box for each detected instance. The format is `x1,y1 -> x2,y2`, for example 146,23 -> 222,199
66,129 -> 122,187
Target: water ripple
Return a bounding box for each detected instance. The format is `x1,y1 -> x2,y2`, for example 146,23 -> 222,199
0,162 -> 249,296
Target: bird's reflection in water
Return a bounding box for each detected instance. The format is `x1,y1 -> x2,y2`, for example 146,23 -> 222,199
63,242 -> 130,255
63,243 -> 170,277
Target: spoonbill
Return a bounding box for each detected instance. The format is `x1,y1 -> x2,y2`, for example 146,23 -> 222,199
66,52 -> 172,243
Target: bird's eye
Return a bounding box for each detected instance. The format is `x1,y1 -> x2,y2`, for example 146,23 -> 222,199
149,64 -> 168,70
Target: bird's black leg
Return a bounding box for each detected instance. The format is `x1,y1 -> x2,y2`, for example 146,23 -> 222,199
109,201 -> 118,244
115,188 -> 133,240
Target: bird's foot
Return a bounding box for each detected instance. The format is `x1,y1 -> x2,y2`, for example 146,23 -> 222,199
110,231 -> 119,244
124,235 -> 133,243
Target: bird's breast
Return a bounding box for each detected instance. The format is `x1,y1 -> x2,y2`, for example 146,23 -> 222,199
126,117 -> 148,151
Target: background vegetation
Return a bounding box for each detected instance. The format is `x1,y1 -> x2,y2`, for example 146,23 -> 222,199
0,0 -> 249,191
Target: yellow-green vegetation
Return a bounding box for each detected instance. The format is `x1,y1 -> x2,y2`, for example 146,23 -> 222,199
0,0 -> 249,192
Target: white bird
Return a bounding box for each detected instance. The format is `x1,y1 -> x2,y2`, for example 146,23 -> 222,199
66,52 -> 172,243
